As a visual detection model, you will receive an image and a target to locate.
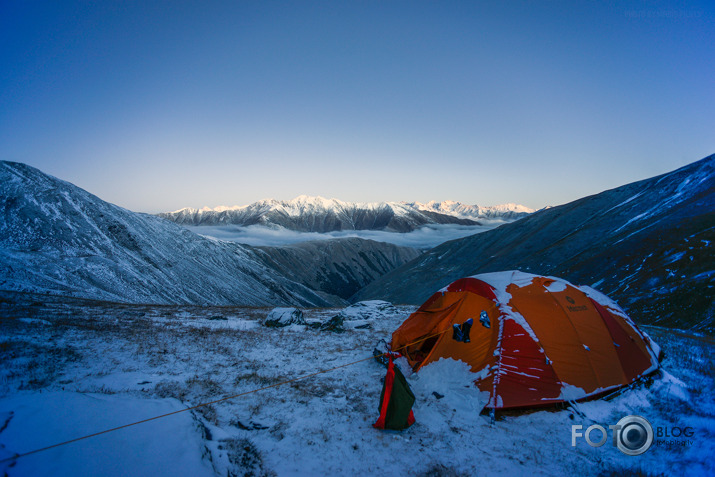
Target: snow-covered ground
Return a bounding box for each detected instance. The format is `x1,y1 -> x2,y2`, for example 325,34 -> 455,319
0,293 -> 712,476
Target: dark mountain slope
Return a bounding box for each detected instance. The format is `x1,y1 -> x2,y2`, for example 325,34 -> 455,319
354,155 -> 714,333
254,238 -> 421,300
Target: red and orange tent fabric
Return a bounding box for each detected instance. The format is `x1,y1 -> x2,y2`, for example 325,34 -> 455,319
391,271 -> 661,410
373,355 -> 416,430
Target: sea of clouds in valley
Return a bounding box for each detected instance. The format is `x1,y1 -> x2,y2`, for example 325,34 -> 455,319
187,223 -> 503,249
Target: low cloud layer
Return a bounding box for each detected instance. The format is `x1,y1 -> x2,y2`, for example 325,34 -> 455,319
187,223 -> 503,249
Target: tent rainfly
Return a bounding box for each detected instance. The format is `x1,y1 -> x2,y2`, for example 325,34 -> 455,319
391,271 -> 661,410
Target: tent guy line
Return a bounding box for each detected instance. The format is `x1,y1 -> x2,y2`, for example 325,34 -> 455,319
0,327 -> 452,465
1,271 -> 664,464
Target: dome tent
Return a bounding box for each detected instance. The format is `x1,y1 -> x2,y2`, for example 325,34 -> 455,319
391,271 -> 661,410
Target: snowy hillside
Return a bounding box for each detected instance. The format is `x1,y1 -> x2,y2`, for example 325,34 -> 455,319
158,195 -> 531,233
0,161 -> 335,306
1,294 -> 712,476
355,154 -> 715,334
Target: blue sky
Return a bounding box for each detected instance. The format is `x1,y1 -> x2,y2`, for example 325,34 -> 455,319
1,1 -> 713,213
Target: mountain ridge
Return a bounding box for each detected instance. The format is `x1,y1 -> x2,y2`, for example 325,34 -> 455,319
157,196 -> 533,233
409,200 -> 535,221
353,154 -> 715,333
0,161 -> 413,306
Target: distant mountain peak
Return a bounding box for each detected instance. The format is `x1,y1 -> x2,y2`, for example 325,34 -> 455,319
159,196 -> 533,233
409,200 -> 535,220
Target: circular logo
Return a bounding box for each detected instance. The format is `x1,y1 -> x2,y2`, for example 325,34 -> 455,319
565,296 -> 575,304
614,415 -> 653,456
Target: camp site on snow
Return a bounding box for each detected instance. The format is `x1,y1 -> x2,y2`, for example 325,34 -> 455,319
1,270 -> 710,476
373,271 -> 662,430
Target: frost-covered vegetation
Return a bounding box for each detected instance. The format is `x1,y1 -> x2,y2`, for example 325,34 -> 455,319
0,292 -> 712,476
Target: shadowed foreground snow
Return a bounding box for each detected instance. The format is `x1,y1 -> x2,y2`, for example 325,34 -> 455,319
0,392 -> 212,477
0,293 -> 712,476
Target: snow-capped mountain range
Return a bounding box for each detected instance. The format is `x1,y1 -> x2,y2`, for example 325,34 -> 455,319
408,200 -> 534,221
0,162 -> 416,306
157,196 -> 533,233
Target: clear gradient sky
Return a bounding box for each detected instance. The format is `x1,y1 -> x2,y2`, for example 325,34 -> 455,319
1,1 -> 713,213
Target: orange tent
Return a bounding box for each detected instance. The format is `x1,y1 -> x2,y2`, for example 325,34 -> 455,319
391,271 -> 661,410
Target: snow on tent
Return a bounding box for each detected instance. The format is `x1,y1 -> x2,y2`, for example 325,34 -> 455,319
390,271 -> 661,410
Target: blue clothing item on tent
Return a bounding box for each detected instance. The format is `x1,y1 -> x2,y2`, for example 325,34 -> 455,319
461,318 -> 473,343
480,310 -> 491,328
452,324 -> 463,342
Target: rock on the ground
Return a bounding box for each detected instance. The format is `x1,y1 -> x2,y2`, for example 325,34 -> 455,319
319,315 -> 345,333
264,307 -> 305,327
